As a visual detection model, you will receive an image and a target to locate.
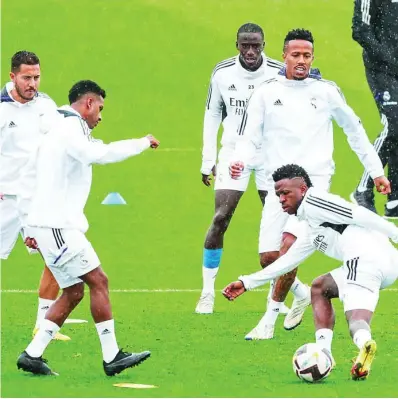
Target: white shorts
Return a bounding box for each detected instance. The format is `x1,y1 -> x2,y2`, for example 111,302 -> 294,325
258,175 -> 331,253
0,195 -> 34,259
330,239 -> 398,312
215,146 -> 268,192
29,227 -> 100,289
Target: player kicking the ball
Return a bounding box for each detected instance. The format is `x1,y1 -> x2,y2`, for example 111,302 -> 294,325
223,164 -> 398,379
17,80 -> 159,376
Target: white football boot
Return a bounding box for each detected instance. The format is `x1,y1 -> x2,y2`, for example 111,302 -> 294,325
283,284 -> 311,330
245,324 -> 275,340
195,292 -> 215,314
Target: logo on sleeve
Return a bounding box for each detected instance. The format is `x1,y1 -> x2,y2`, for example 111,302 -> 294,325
8,121 -> 17,128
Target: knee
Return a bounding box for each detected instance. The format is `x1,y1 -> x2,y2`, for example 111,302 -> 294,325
64,283 -> 85,305
260,251 -> 279,268
212,210 -> 231,232
311,276 -> 327,299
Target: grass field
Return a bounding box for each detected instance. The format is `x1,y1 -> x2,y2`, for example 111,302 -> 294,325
2,0 -> 398,397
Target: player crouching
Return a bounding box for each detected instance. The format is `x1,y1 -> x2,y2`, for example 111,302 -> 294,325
223,164 -> 398,380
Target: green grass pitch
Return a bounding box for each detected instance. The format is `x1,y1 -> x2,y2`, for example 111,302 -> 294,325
2,0 -> 398,397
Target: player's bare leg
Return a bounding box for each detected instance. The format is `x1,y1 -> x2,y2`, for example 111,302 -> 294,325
346,309 -> 376,380
18,283 -> 84,375
196,189 -> 243,314
34,265 -> 71,341
311,273 -> 338,366
19,267 -> 150,376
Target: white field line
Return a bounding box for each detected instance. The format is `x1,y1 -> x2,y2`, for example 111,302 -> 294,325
1,288 -> 398,294
156,148 -> 198,152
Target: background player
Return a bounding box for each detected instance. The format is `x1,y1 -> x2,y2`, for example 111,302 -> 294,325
196,22 -> 290,314
0,51 -> 70,340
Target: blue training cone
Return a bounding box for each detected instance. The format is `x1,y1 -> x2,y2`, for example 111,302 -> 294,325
101,192 -> 127,205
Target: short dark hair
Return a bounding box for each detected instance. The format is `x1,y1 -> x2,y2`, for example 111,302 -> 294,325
68,80 -> 106,104
11,51 -> 40,72
237,23 -> 264,40
272,164 -> 313,187
283,28 -> 314,51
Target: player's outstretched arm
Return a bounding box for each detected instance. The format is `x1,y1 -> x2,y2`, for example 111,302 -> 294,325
329,85 -> 388,193
226,233 -> 315,294
201,76 -> 223,185
66,120 -> 160,165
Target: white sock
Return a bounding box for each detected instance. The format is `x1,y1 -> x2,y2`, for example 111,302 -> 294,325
260,299 -> 282,326
290,277 -> 308,300
202,266 -> 219,295
96,319 -> 119,363
353,328 -> 372,350
26,319 -> 60,357
35,298 -> 55,329
315,328 -> 333,352
386,200 -> 398,209
267,280 -> 275,301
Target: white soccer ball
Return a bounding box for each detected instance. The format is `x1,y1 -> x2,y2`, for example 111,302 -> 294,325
292,343 -> 332,383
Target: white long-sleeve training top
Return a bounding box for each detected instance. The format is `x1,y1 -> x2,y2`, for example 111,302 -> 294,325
234,73 -> 384,180
27,105 -> 151,233
201,54 -> 284,175
239,187 -> 398,290
0,82 -> 58,198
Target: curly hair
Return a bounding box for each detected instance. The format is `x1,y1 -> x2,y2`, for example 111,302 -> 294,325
272,164 -> 313,187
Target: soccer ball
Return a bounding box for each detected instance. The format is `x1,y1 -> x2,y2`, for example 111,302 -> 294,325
292,343 -> 332,383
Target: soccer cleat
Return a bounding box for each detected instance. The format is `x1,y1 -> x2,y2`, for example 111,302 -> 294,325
283,285 -> 311,330
351,339 -> 377,380
103,349 -> 151,376
350,190 -> 377,213
195,292 -> 215,314
17,351 -> 57,376
245,324 -> 274,340
33,328 -> 71,341
384,205 -> 398,219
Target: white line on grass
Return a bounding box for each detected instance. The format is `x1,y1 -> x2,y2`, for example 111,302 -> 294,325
1,288 -> 398,293
157,148 -> 198,152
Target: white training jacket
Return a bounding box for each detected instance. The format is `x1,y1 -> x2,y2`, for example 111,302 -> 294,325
27,105 -> 151,233
234,72 -> 384,181
239,187 -> 398,290
201,54 -> 283,175
0,82 -> 58,199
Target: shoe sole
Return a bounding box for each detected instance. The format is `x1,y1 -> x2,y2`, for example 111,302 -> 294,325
105,352 -> 151,377
383,215 -> 398,220
284,318 -> 303,331
194,310 -> 213,314
351,340 -> 377,380
17,362 -> 57,376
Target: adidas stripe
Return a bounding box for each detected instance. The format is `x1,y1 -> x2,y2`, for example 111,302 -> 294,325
346,257 -> 358,281
306,195 -> 353,218
52,229 -> 65,249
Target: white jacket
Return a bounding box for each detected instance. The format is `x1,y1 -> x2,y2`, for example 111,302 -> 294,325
27,105 -> 151,232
